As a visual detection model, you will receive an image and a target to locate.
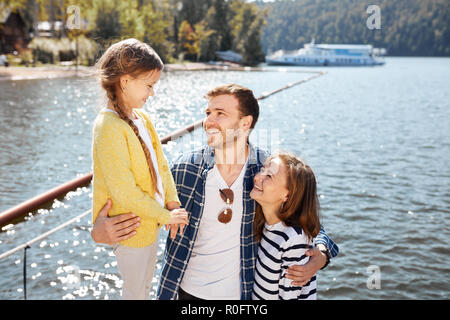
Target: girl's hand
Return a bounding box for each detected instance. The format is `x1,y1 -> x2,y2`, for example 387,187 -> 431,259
165,208 -> 189,239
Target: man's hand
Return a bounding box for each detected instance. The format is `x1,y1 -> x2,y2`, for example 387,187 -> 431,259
285,246 -> 327,286
90,199 -> 140,245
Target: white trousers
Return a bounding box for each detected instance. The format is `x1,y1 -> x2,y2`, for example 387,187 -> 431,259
113,233 -> 159,300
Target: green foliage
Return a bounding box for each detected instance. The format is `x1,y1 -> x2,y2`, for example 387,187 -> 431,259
229,1 -> 266,65
173,0 -> 265,64
84,0 -> 176,63
2,0 -> 267,65
91,0 -> 122,40
257,0 -> 450,56
199,6 -> 221,61
141,2 -> 175,63
177,0 -> 212,27
195,20 -> 216,61
178,20 -> 197,59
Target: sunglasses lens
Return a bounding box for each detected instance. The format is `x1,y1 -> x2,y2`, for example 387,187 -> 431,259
218,208 -> 232,224
219,188 -> 234,204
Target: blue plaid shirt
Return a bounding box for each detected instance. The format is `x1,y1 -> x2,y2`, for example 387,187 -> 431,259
157,143 -> 339,300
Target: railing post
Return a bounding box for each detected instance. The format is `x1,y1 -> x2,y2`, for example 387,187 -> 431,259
23,245 -> 30,300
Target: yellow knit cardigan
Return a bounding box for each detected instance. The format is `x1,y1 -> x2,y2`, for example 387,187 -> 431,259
92,108 -> 180,248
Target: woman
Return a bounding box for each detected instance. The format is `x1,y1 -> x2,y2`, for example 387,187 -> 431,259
250,152 -> 321,300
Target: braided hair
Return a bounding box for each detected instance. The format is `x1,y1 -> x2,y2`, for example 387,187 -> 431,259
96,38 -> 164,196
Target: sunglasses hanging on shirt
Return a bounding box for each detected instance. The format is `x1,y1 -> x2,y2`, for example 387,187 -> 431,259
218,188 -> 234,224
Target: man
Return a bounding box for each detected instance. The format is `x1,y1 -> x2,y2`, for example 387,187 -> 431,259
91,84 -> 339,300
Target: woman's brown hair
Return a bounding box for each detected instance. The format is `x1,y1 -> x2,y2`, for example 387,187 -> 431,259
96,38 -> 164,196
253,153 -> 321,242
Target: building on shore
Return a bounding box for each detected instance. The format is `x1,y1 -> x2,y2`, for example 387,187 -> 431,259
0,6 -> 29,54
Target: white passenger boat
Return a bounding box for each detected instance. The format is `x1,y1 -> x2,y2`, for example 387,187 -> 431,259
266,40 -> 385,66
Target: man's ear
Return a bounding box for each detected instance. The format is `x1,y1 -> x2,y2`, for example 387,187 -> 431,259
240,115 -> 253,131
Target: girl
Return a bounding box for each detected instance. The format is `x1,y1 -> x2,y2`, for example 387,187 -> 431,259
250,153 -> 321,300
92,38 -> 188,300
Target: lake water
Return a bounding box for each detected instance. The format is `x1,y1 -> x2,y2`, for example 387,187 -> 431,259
0,58 -> 449,300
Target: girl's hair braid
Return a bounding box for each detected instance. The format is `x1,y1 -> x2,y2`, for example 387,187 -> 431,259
96,38 -> 164,197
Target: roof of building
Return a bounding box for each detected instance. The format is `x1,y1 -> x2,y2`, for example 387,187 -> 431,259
0,5 -> 25,25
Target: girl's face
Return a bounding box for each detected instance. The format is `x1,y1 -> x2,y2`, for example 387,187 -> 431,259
119,69 -> 160,111
250,157 -> 289,207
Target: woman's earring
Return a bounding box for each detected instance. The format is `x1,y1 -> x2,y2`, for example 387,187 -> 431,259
280,201 -> 285,212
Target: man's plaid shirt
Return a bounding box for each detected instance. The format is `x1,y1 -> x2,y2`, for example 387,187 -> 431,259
157,144 -> 339,300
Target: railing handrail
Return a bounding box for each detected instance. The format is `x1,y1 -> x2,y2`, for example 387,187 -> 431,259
0,209 -> 91,260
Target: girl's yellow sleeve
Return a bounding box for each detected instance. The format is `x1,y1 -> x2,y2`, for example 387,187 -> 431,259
94,121 -> 171,225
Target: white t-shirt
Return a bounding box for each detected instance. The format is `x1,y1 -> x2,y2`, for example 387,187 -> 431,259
103,108 -> 164,207
180,160 -> 248,299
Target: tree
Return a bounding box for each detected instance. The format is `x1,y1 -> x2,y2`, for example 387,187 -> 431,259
91,0 -> 122,40
258,0 -> 450,56
1,0 -> 270,64
178,20 -> 196,60
141,1 -> 175,63
211,0 -> 232,51
242,13 -> 266,65
194,20 -> 215,61
198,6 -> 220,61
229,0 -> 266,64
177,0 -> 212,27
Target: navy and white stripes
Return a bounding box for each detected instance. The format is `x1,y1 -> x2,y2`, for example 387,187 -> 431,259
252,222 -> 317,300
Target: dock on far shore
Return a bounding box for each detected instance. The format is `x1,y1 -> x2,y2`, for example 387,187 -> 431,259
0,62 -> 251,82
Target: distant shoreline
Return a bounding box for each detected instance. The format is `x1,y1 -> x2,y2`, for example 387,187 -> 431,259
0,62 -> 238,82
2,57 -> 448,82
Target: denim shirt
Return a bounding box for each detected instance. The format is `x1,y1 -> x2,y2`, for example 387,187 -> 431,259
157,144 -> 339,300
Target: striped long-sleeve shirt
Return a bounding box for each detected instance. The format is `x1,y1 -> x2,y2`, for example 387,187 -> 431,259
252,222 -> 317,300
